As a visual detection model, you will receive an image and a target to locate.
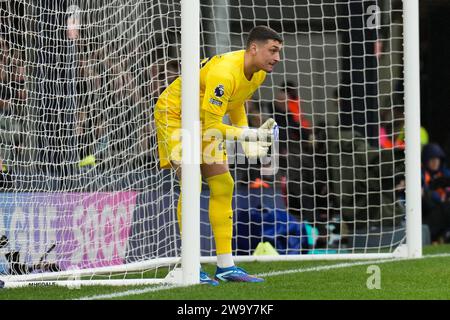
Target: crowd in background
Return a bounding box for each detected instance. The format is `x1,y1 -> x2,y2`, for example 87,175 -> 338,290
1,30 -> 450,244
0,38 -> 26,172
237,79 -> 450,245
0,35 -> 175,178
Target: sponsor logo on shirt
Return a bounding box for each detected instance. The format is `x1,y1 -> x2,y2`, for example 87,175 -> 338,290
209,98 -> 223,107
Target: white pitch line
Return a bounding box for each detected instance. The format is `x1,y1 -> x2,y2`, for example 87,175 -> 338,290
257,259 -> 398,277
75,253 -> 450,300
75,284 -> 184,300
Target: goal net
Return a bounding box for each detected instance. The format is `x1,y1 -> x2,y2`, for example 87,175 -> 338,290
0,0 -> 419,287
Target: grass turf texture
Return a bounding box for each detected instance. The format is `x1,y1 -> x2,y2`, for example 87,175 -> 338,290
1,244 -> 450,300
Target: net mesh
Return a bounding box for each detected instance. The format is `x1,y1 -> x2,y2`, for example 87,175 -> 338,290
0,0 -> 406,281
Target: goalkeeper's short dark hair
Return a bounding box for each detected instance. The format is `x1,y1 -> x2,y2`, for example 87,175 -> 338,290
246,26 -> 283,49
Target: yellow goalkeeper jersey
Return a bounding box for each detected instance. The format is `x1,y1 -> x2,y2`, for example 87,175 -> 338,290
155,50 -> 266,127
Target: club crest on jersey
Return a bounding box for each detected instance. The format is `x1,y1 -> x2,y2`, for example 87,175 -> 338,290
214,84 -> 225,98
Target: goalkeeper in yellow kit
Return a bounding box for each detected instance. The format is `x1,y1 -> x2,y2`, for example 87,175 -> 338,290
154,26 -> 283,285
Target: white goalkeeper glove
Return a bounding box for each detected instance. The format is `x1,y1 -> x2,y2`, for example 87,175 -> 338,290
239,118 -> 277,145
239,118 -> 278,159
240,140 -> 271,159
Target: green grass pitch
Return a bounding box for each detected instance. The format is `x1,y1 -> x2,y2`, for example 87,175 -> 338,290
1,245 -> 450,300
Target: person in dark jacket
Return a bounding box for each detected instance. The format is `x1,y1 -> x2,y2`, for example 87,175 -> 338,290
421,143 -> 450,243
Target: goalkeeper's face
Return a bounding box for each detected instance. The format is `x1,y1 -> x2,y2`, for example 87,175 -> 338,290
255,40 -> 282,73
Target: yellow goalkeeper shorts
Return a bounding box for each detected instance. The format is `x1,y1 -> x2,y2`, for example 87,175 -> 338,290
154,103 -> 227,169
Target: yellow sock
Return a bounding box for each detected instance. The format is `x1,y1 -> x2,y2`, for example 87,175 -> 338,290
206,171 -> 234,255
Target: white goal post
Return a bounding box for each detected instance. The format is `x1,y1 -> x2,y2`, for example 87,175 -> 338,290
403,0 -> 422,259
0,0 -> 421,288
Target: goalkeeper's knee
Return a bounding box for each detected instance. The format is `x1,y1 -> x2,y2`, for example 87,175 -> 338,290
207,171 -> 234,200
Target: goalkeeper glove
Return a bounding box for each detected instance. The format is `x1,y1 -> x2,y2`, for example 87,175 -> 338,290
240,140 -> 272,159
239,118 -> 278,145
239,118 -> 278,159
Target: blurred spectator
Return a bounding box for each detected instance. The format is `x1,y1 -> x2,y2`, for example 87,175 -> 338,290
329,87 -> 405,232
280,81 -> 310,131
380,106 -> 404,149
0,36 -> 8,83
143,62 -> 162,105
0,48 -> 26,172
379,107 -> 429,150
163,59 -> 180,89
269,81 -> 314,218
421,143 -> 450,243
393,126 -> 429,150
74,52 -> 102,168
247,100 -> 262,128
271,81 -> 310,153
